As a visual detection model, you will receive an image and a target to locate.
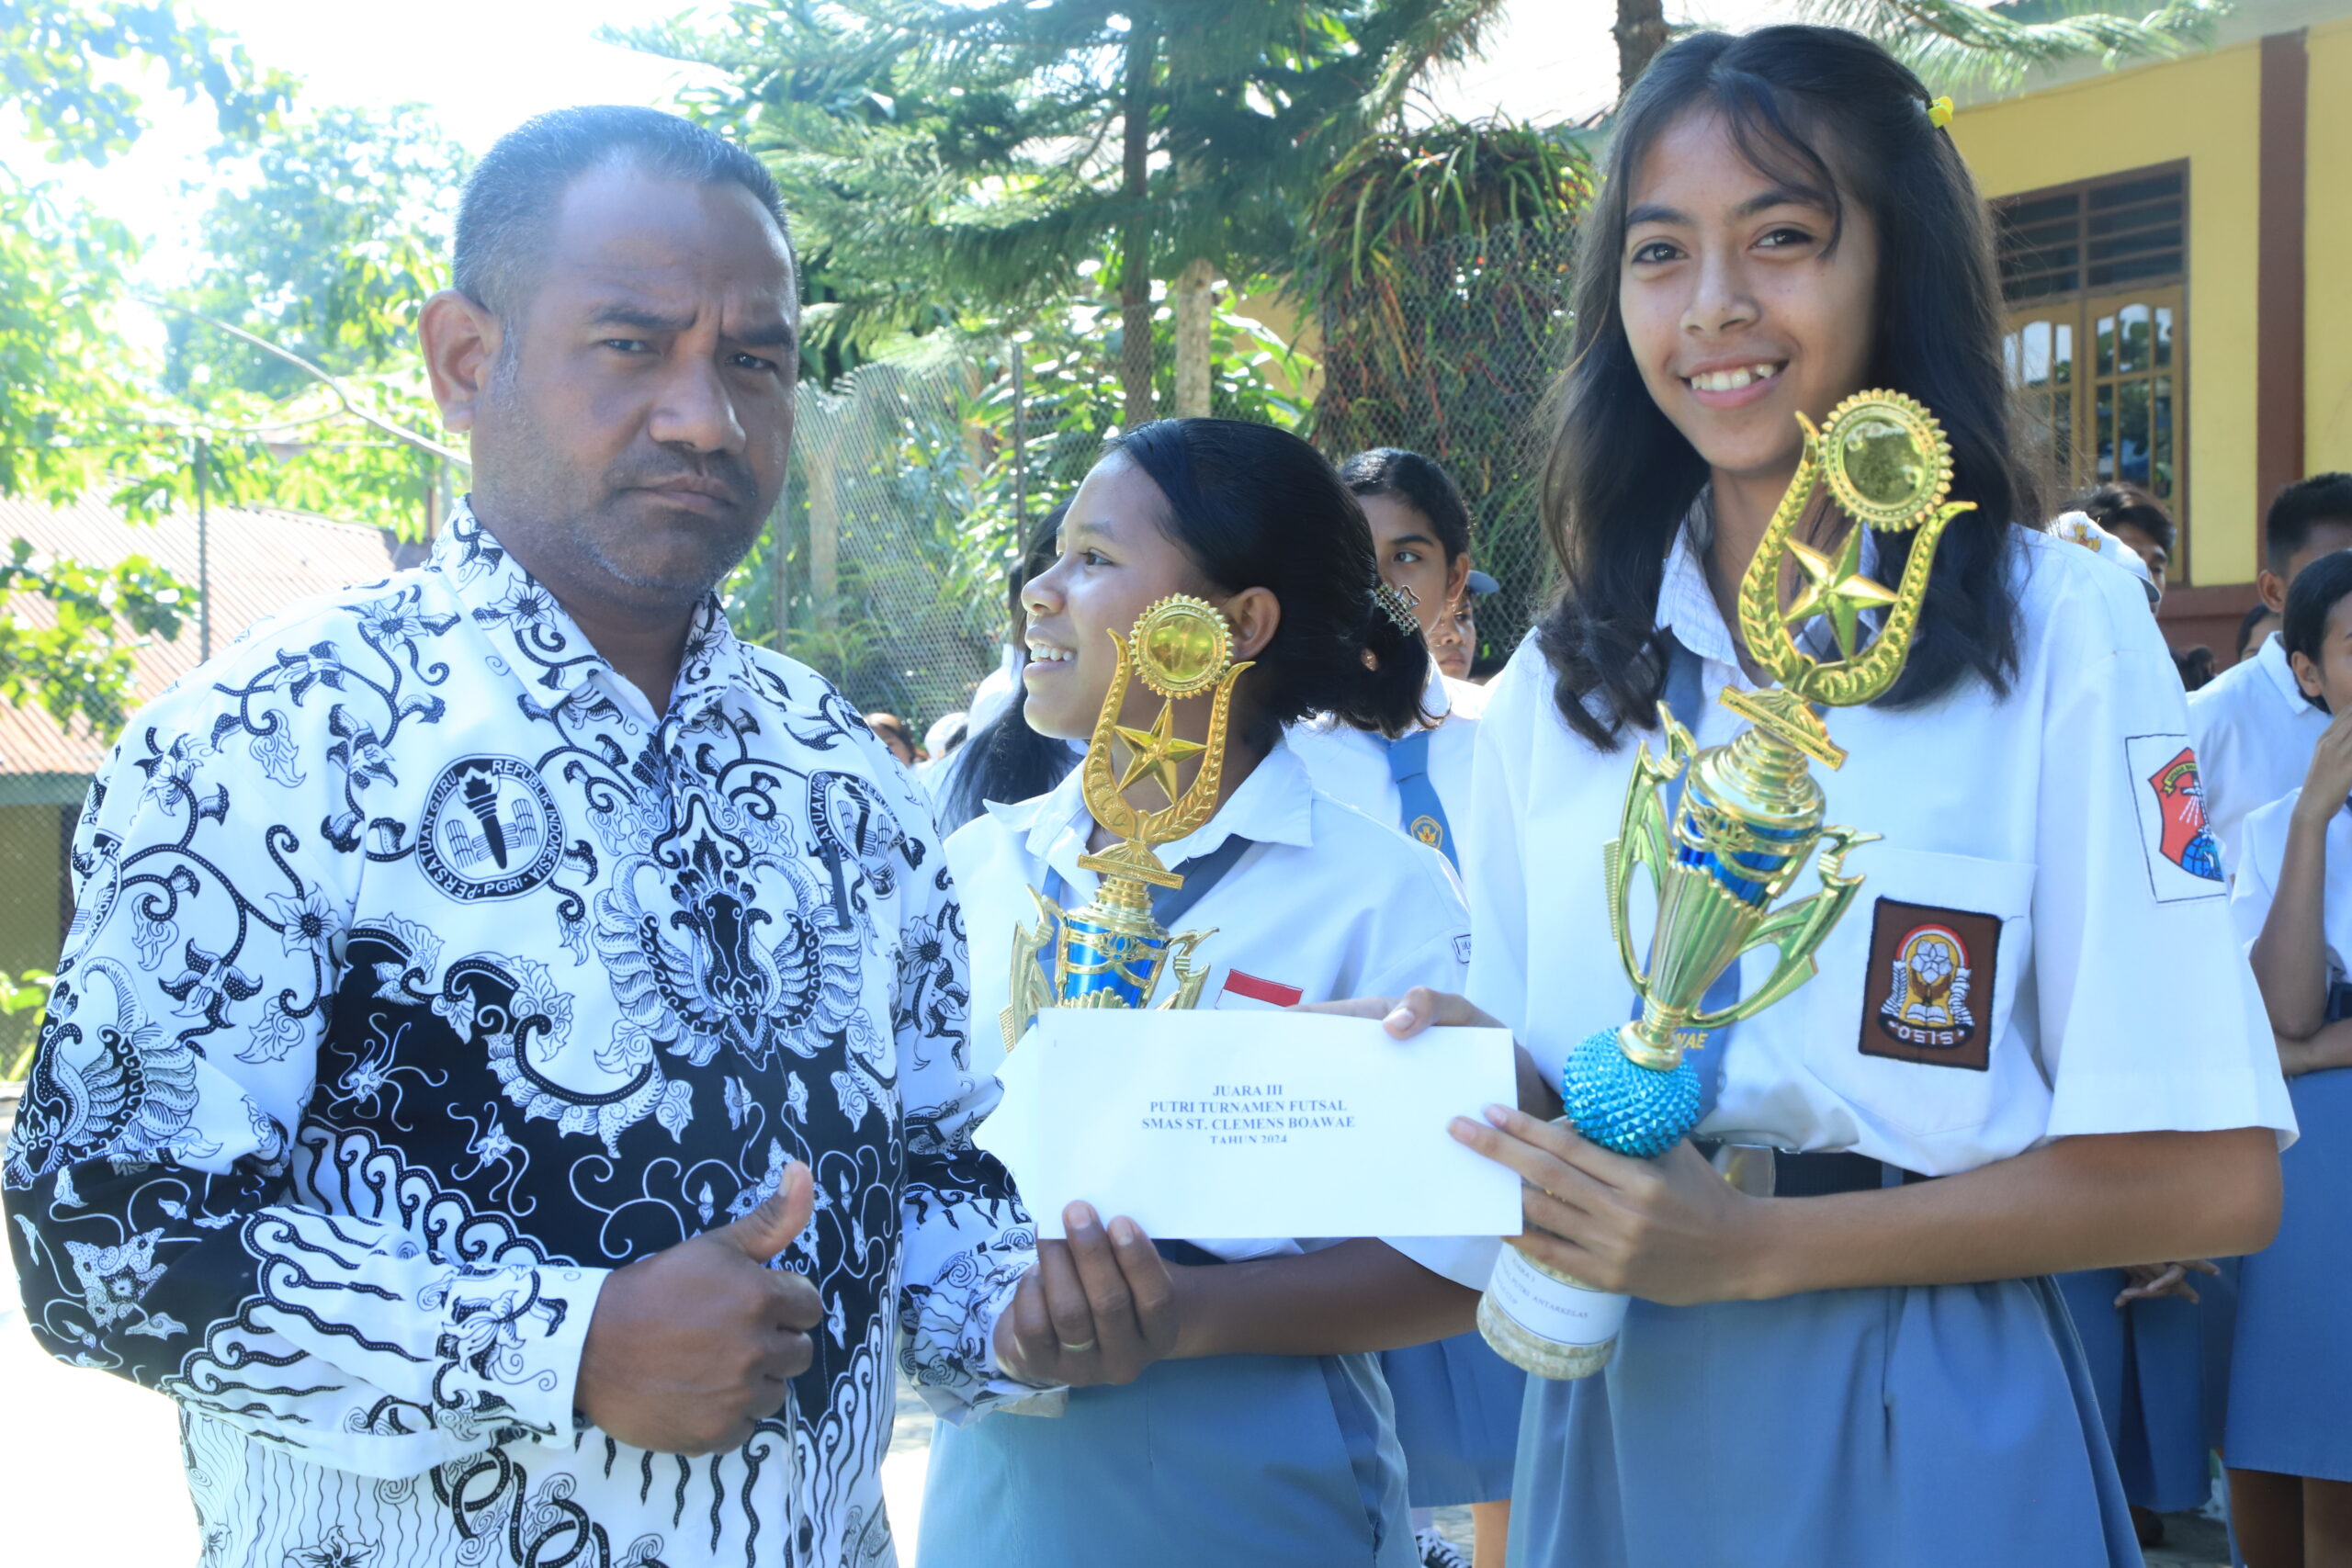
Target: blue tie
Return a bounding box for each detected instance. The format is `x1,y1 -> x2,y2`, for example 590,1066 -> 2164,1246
1386,728 -> 1457,870
1658,638 -> 1740,1122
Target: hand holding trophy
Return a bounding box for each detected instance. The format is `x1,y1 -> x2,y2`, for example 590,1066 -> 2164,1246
999,593 -> 1253,1053
1477,390 -> 1975,1379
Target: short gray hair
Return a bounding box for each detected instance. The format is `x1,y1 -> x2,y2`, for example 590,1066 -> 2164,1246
453,105 -> 792,317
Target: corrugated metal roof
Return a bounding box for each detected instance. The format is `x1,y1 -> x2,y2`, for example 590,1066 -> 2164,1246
0,496 -> 406,777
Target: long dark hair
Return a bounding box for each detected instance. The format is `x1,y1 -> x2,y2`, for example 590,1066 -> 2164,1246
1113,419 -> 1429,741
1535,25 -> 2032,746
1339,447 -> 1474,565
938,503 -> 1080,833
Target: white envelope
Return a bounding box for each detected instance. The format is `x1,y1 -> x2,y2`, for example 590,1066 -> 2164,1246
975,1010 -> 1522,1279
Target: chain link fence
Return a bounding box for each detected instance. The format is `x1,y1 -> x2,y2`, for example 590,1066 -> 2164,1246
733,219 -> 1580,734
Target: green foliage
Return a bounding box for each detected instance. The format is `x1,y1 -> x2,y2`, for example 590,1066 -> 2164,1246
0,536 -> 190,732
1798,0 -> 2228,94
0,0 -> 292,164
0,968 -> 57,1078
632,1 -> 1504,375
1303,119 -> 1589,671
167,103 -> 469,401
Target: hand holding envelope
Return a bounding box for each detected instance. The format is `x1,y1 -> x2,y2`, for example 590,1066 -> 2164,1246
976,1010 -> 1523,1292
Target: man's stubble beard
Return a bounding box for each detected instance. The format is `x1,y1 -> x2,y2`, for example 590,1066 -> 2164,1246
474,351 -> 768,605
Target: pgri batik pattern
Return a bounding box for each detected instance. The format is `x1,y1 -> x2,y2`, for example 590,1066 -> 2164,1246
4,504 -> 1034,1568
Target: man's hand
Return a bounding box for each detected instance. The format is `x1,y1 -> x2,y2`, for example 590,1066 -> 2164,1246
575,1161 -> 822,1454
994,1202 -> 1180,1389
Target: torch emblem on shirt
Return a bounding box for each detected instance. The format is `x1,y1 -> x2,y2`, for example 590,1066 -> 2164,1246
417,756 -> 564,902
2146,747 -> 2224,883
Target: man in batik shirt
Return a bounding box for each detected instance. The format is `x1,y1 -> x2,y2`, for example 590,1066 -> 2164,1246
2,107 -> 1167,1568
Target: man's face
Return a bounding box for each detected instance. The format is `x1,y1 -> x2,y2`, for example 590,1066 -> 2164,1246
460,164 -> 797,609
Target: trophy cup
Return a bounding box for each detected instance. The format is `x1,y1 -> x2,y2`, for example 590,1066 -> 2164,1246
1477,390 -> 1975,1379
999,593 -> 1254,1054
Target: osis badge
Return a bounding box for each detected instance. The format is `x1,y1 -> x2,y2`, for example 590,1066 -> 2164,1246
1408,814 -> 1445,852
416,756 -> 563,902
1859,898 -> 2000,1070
2124,733 -> 2227,900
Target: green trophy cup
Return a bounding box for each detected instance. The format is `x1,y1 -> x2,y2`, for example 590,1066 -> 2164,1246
1477,390 -> 1975,1379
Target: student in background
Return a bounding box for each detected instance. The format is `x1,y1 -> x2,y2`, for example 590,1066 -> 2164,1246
865,711 -> 924,769
933,503 -> 1081,835
2239,602 -> 2283,667
2191,474 -> 2352,861
2075,482 -> 2176,600
2225,548 -> 2352,1566
1294,447 -> 1520,1568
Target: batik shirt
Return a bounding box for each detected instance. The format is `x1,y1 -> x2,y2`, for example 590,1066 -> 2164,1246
3,504 -> 1034,1568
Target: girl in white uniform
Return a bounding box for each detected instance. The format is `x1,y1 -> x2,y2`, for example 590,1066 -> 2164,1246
1291,448 -> 1520,1568
1363,27 -> 2291,1568
924,417 -> 1493,1568
2224,548 -> 2352,1566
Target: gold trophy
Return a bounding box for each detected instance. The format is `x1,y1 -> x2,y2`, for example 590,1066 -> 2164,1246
999,594 -> 1253,1054
1478,390 -> 1974,1378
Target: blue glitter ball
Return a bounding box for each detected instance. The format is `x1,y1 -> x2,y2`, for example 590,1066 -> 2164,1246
1561,1026 -> 1702,1158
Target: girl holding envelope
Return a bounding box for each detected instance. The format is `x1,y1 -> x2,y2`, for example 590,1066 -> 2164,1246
924,418 -> 1493,1568
1361,26 -> 2290,1568
1290,446 -> 1524,1568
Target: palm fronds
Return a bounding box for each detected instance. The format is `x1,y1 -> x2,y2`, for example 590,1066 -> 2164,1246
1799,0 -> 2228,94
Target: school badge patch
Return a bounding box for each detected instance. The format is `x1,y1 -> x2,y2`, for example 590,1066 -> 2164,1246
2123,733 -> 2227,900
1858,899 -> 1999,1071
1408,814 -> 1445,851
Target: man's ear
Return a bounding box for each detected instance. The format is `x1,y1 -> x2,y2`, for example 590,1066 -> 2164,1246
1224,587 -> 1281,662
2258,568 -> 2289,615
421,289 -> 502,434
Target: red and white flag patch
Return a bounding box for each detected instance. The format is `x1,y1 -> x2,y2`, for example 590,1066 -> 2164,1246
1218,969 -> 1303,1010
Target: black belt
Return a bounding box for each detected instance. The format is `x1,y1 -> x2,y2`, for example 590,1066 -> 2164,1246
1693,1140 -> 1934,1197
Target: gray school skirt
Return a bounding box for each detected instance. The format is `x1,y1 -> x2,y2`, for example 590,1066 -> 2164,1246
1508,1275 -> 2138,1568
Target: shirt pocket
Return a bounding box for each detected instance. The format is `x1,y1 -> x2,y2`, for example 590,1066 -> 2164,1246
1795,844 -> 2035,1138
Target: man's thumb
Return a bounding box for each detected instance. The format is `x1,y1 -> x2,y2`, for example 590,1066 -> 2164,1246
714,1161 -> 814,1262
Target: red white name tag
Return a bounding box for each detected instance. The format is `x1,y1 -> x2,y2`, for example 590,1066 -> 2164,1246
1218,969 -> 1303,1010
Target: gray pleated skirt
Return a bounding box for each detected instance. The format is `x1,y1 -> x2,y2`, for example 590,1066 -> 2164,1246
1507,1276 -> 2138,1568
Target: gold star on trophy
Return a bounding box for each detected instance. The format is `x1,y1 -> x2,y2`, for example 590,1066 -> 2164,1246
1114,705 -> 1207,807
1781,526 -> 1900,660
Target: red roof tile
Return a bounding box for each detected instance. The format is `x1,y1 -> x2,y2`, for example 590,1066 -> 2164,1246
0,496 -> 404,780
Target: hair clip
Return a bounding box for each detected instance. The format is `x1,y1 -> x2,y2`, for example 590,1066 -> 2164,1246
1374,581 -> 1422,637
1927,96 -> 1954,130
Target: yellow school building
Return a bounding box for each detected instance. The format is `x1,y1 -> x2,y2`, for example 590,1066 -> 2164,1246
1950,0 -> 2352,654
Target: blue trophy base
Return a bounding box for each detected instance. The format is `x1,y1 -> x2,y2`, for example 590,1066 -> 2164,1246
1562,1025 -> 1702,1158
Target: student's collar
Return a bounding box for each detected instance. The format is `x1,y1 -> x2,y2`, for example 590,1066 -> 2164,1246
2256,630 -> 2315,714
989,731 -> 1316,884
1657,489 -> 1884,671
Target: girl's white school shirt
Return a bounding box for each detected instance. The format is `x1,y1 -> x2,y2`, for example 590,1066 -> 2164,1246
946,733 -> 1494,1286
1464,522 -> 2294,1177
2230,787 -> 2352,980
1287,663 -> 1487,854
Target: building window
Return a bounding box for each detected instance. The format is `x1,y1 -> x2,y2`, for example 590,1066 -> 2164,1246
1995,164 -> 2188,551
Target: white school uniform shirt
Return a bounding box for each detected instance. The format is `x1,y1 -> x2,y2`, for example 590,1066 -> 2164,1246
1464,520 -> 2294,1177
1287,663 -> 1487,857
946,733 -> 1495,1286
2190,633 -> 2328,870
2230,789 -> 2352,982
